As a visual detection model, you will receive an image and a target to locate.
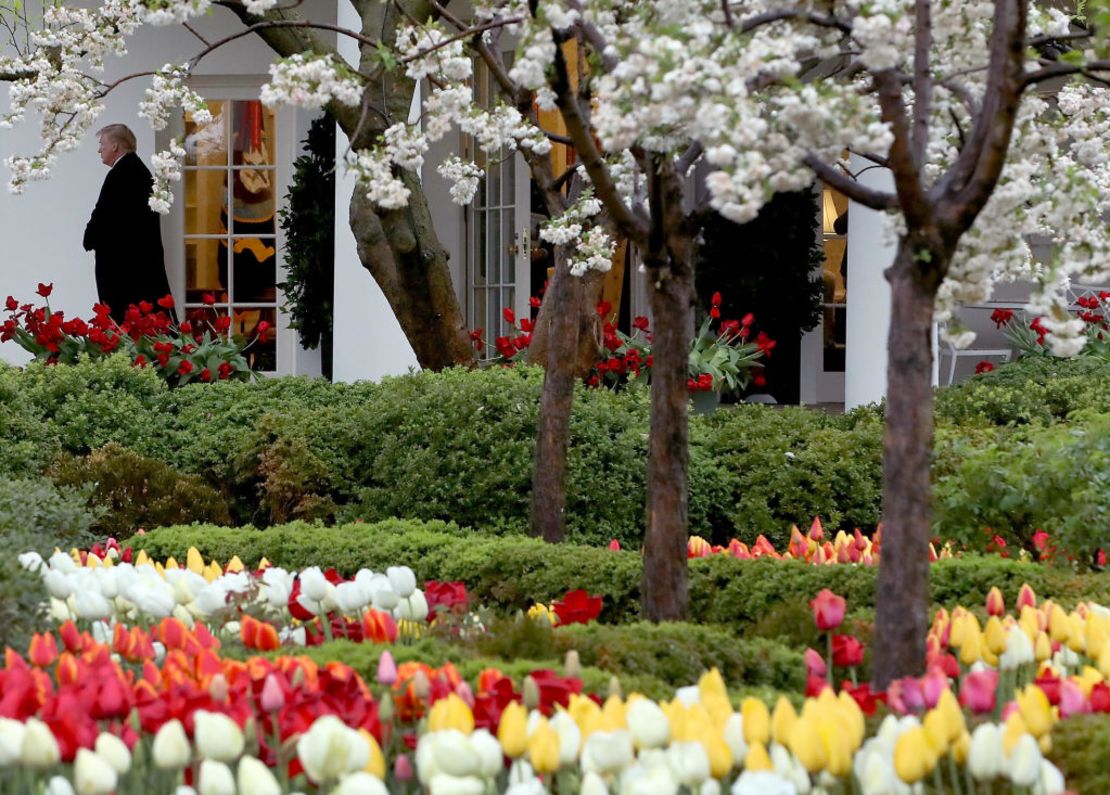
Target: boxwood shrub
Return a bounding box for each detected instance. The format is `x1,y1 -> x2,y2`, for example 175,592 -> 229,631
132,521 -> 1110,629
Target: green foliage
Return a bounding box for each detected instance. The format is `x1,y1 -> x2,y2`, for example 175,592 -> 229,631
934,412 -> 1110,565
1050,714 -> 1110,795
694,405 -> 884,546
133,522 -> 1110,630
48,443 -> 231,537
0,477 -> 99,649
278,116 -> 335,374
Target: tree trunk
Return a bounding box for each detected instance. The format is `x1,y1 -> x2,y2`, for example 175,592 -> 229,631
349,179 -> 476,371
529,250 -> 584,542
641,245 -> 694,622
527,270 -> 605,376
872,239 -> 940,689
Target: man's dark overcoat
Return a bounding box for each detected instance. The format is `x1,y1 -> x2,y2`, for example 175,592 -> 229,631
83,152 -> 174,323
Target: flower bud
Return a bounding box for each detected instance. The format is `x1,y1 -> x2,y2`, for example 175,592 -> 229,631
153,719 -> 191,770
75,748 -> 118,795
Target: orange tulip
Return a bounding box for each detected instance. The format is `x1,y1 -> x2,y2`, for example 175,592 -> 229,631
28,632 -> 58,668
240,616 -> 280,652
361,609 -> 398,644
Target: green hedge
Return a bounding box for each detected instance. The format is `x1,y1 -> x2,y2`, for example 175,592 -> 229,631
1050,714 -> 1110,795
132,521 -> 1110,628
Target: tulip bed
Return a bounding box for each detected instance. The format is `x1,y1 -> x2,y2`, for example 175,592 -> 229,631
5,530 -> 1110,795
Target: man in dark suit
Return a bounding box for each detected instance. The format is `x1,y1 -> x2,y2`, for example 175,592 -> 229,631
83,124 -> 175,324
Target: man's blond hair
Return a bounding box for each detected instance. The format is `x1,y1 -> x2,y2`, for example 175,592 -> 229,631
96,124 -> 137,152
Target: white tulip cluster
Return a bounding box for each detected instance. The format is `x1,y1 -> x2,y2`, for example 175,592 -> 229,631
23,550 -> 429,645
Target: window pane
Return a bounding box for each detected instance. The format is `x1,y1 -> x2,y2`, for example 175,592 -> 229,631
232,100 -> 276,167
472,289 -> 486,335
184,170 -> 228,236
475,210 -> 487,284
231,168 -> 276,229
184,238 -> 227,304
229,237 -> 277,303
184,101 -> 228,167
488,210 -> 501,285
232,306 -> 276,371
488,160 -> 500,208
503,209 -> 515,283
182,304 -> 229,338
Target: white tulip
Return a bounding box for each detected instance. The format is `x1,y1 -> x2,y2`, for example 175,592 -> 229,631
237,755 -> 281,795
299,567 -> 330,601
48,598 -> 73,623
94,733 -> 131,774
153,719 -> 192,769
74,749 -> 118,795
674,686 -> 701,706
21,717 -> 60,768
0,718 -> 26,765
968,723 -> 1003,781
173,604 -> 196,628
1036,760 -> 1066,795
129,581 -> 177,618
295,593 -> 324,616
667,741 -> 710,787
770,742 -> 811,794
581,771 -> 609,795
45,777 -> 76,795
43,570 -> 73,600
582,730 -> 634,775
628,699 -> 670,750
1001,628 -> 1035,670
730,770 -> 797,795
73,590 -> 112,621
90,620 -> 113,645
395,591 -> 429,622
334,772 -> 390,795
429,774 -> 486,795
416,732 -> 442,786
48,551 -> 77,573
1008,734 -> 1042,788
261,568 -> 292,608
198,759 -> 237,795
619,761 -> 679,795
430,730 -> 481,778
386,566 -> 417,598
334,581 -> 369,614
193,585 -> 231,617
18,551 -> 44,572
723,713 -> 747,766
194,711 -> 245,762
470,729 -> 506,777
296,715 -> 369,783
506,775 -> 548,795
700,781 -> 721,795
353,569 -> 377,593
550,711 -> 583,766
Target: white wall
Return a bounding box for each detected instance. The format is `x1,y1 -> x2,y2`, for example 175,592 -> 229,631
0,2 -> 332,370
330,0 -> 419,383
844,155 -> 896,410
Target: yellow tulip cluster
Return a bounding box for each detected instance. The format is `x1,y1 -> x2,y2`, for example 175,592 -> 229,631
893,690 -> 967,783
69,544 -> 250,582
760,688 -> 864,779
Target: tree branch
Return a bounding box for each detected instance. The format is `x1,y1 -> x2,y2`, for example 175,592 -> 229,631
803,153 -> 898,211
874,69 -> 930,228
551,35 -> 647,244
739,8 -> 852,35
910,0 -> 931,169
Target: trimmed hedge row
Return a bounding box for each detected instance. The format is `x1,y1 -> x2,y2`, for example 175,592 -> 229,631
132,521 -> 1110,628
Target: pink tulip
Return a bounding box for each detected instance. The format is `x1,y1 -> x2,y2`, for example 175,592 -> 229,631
455,681 -> 475,708
887,677 -> 925,715
959,669 -> 999,714
920,669 -> 949,709
1060,679 -> 1091,718
377,650 -> 398,686
260,673 -> 285,712
805,648 -> 827,678
810,589 -> 846,631
394,754 -> 414,781
607,539 -> 621,551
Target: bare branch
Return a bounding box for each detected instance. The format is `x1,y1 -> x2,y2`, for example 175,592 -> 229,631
676,142 -> 703,175
873,69 -> 930,227
910,0 -> 931,168
738,8 -> 852,35
803,153 -> 898,211
566,0 -> 618,72
182,21 -> 211,47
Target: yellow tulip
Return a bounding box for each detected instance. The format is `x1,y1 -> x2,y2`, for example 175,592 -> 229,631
86,553 -> 101,569
661,700 -> 689,742
744,742 -> 772,772
959,630 -> 983,666
1087,614 -> 1109,657
1019,605 -> 1041,640
358,729 -> 385,778
937,690 -> 966,743
1076,666 -> 1103,697
788,718 -> 826,774
528,717 -> 560,775
568,694 -> 602,737
1002,712 -> 1027,755
698,668 -> 728,701
497,702 -> 528,758
1015,685 -> 1053,738
894,727 -> 934,784
1039,733 -> 1053,755
984,617 -> 1008,656
1098,640 -> 1110,680
101,555 -> 114,568
1066,613 -> 1087,654
135,549 -> 151,567
818,718 -> 853,778
953,731 -> 971,765
691,724 -> 732,779
740,698 -> 770,746
257,556 -> 271,569
923,709 -> 949,756
1049,604 -> 1070,643
600,695 -> 627,730
770,697 -> 797,747
165,556 -> 179,570
186,547 -> 205,574
836,691 -> 865,751
1035,632 -> 1053,663
428,693 -> 474,734
203,562 -> 221,583
225,555 -> 244,574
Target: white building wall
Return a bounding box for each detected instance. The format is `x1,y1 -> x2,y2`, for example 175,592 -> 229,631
844,156 -> 897,410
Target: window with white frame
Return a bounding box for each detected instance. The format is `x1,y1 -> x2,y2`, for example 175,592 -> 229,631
182,99 -> 278,371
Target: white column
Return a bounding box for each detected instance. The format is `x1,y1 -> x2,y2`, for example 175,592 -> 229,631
844,155 -> 896,410
330,0 -> 419,383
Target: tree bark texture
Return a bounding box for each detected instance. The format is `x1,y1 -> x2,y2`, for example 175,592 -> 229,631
529,250 -> 584,543
871,240 -> 940,690
641,254 -> 694,622
526,270 -> 605,377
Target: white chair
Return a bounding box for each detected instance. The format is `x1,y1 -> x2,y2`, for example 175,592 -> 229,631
937,320 -> 1013,385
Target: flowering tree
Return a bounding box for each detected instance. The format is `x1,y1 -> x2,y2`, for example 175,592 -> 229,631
6,0 -> 1110,679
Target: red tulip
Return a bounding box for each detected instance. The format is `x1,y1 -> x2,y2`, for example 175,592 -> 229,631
959,669 -> 998,714
1017,583 -> 1037,611
607,539 -> 621,551
805,648 -> 827,678
28,633 -> 58,668
810,589 -> 846,631
986,587 -> 1005,617
831,635 -> 865,668
552,589 -> 603,625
